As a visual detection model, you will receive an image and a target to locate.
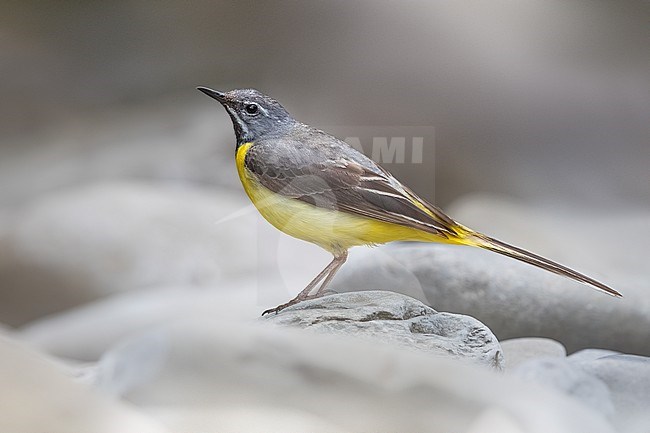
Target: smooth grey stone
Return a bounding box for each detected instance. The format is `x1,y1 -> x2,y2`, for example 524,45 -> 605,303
500,337 -> 566,369
513,353 -> 650,432
513,357 -> 615,417
92,319 -> 614,433
94,330 -> 170,397
0,334 -> 167,433
567,349 -> 621,363
19,282 -> 269,361
576,354 -> 650,432
334,242 -> 650,355
264,291 -> 503,369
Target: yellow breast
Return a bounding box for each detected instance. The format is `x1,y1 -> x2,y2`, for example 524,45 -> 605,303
235,142 -> 446,253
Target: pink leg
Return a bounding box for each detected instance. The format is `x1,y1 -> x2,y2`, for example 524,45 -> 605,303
262,250 -> 348,315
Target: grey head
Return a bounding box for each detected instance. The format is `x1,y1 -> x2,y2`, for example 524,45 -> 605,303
197,87 -> 297,146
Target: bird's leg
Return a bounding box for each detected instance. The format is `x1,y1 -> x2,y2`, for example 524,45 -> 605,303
261,251 -> 348,316
261,258 -> 336,316
312,250 -> 347,298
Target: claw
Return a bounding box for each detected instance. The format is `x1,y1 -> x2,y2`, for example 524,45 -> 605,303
261,301 -> 294,316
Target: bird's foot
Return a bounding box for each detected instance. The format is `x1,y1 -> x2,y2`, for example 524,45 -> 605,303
261,292 -> 329,316
261,301 -> 294,316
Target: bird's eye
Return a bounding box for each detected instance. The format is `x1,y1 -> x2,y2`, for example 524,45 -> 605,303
244,103 -> 259,115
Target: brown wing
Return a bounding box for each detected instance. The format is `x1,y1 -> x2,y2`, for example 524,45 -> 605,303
244,136 -> 459,238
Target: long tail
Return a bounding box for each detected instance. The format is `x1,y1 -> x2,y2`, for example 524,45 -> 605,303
463,231 -> 622,297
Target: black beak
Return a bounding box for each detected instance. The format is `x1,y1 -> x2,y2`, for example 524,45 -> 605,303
197,87 -> 226,103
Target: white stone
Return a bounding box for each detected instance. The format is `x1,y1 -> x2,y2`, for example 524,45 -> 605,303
19,282 -> 263,360
91,318 -> 614,433
575,354 -> 650,433
567,348 -> 620,363
510,352 -> 650,431
501,337 -> 566,369
512,357 -> 615,417
147,406 -> 347,433
0,334 -> 168,433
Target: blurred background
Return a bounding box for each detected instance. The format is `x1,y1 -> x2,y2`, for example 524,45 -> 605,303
1,2 -> 650,432
0,1 -> 648,340
2,0 -> 648,207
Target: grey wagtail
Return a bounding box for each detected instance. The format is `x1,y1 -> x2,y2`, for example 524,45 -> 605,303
197,87 -> 622,315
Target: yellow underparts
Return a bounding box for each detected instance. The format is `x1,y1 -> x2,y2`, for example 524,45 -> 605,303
236,142 -> 465,254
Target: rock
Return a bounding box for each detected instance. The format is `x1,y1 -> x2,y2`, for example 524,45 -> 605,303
264,291 -> 503,369
574,354 -> 650,433
0,181 -> 324,326
90,318 -> 614,433
567,349 -> 621,363
500,337 -> 566,369
148,406 -> 348,433
333,242 -> 650,355
0,334 -> 168,433
512,358 -> 615,417
512,353 -> 650,432
21,289 -> 504,371
18,282 -> 264,361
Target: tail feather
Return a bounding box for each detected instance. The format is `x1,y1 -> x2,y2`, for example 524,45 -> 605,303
467,232 -> 622,298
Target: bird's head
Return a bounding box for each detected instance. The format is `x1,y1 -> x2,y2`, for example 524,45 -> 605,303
197,87 -> 295,145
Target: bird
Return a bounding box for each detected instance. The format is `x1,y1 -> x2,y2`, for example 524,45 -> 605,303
197,87 -> 622,315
